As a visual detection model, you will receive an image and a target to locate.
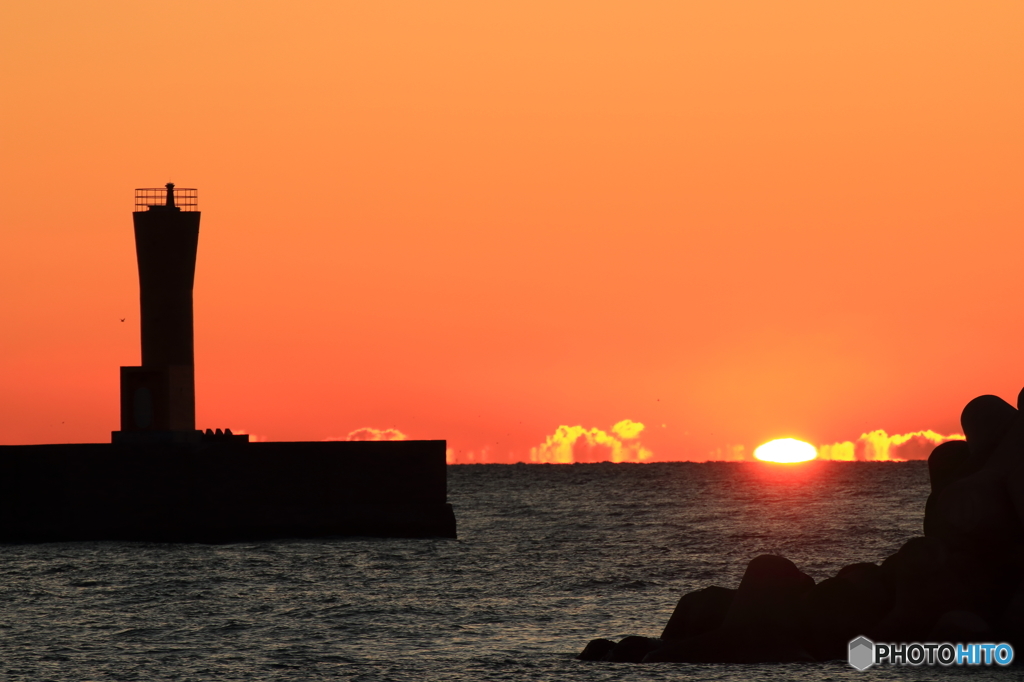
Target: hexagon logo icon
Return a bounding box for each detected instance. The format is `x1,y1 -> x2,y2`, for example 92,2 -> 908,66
848,636 -> 875,671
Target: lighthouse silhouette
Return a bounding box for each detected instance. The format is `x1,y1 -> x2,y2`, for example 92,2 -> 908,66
0,182 -> 456,542
116,183 -> 200,439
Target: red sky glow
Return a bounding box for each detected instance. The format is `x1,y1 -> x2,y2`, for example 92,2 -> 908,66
2,2 -> 1022,462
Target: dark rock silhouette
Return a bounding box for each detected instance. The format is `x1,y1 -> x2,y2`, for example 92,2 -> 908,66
606,636 -> 662,662
576,638 -> 616,661
578,389 -> 1024,663
576,635 -> 663,662
798,569 -> 889,661
726,554 -> 814,629
929,610 -> 993,643
660,585 -> 735,641
961,395 -> 1016,466
641,555 -> 816,663
926,439 -> 972,495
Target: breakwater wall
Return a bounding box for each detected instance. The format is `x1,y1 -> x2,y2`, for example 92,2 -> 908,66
0,440 -> 455,542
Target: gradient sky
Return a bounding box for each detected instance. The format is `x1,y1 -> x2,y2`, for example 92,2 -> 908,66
2,1 -> 1022,462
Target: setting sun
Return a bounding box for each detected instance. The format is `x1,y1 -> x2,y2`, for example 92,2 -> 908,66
754,438 -> 817,463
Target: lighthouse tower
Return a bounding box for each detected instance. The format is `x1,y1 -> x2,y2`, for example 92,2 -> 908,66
115,183 -> 200,441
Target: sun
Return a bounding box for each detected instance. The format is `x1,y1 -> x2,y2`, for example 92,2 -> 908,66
754,438 -> 817,463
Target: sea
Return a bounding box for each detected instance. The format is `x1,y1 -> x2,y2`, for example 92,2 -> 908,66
1,461 -> 1018,681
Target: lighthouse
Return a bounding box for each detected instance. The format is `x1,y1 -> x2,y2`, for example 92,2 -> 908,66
115,183 -> 200,440
2,182 -> 455,542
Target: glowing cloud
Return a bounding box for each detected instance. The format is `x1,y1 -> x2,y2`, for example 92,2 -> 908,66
341,427 -> 408,442
706,445 -> 747,462
529,420 -> 654,464
445,426 -> 964,465
816,429 -> 964,462
611,419 -> 645,440
445,446 -> 510,465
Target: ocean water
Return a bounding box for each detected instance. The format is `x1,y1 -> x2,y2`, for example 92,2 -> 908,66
1,462 -> 1017,681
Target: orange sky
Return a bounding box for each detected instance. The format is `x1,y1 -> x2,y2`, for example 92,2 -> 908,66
2,1 -> 1022,462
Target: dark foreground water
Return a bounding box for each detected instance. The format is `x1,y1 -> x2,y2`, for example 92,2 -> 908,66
1,462 -> 1017,681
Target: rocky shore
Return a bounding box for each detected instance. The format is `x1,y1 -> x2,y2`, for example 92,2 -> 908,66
578,391 -> 1024,663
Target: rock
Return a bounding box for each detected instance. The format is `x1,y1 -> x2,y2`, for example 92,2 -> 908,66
926,468 -> 1021,555
581,388 -> 1024,665
927,440 -> 974,494
798,575 -> 889,661
927,406 -> 1024,549
660,586 -> 735,641
872,537 -> 962,641
576,638 -> 616,661
961,395 -> 1017,468
868,605 -> 934,644
881,537 -> 946,579
643,555 -> 815,664
981,415 -> 1024,475
837,561 -> 886,591
925,440 -> 974,539
725,554 -> 814,629
642,627 -> 815,663
998,580 -> 1024,651
605,635 -> 662,663
836,562 -> 893,622
928,610 -> 992,643
942,550 -> 1016,626
1006,464 -> 1024,546
836,561 -> 879,582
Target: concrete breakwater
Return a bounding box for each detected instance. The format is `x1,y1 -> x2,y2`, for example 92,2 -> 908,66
0,439 -> 455,543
